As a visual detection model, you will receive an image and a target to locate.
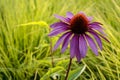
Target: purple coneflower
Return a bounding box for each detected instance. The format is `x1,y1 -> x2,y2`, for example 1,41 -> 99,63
49,11 -> 109,62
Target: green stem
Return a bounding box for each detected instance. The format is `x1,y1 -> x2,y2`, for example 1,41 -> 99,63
49,28 -> 54,67
65,58 -> 72,80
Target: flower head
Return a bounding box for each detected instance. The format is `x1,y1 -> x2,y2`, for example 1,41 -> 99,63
49,11 -> 109,62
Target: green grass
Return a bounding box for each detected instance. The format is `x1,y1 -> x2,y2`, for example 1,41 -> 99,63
0,0 -> 120,80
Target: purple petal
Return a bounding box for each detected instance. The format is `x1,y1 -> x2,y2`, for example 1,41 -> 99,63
75,35 -> 82,62
61,33 -> 72,53
79,11 -> 86,15
79,11 -> 90,22
79,11 -> 88,18
70,35 -> 81,62
79,35 -> 87,58
89,31 -> 102,50
50,22 -> 68,28
90,27 -> 105,35
54,14 -> 70,24
89,29 -> 110,43
85,34 -> 98,56
76,50 -> 82,62
89,22 -> 103,29
87,16 -> 93,22
53,32 -> 70,51
90,22 -> 103,25
66,12 -> 73,19
70,35 -> 76,58
48,27 -> 69,36
98,34 -> 110,43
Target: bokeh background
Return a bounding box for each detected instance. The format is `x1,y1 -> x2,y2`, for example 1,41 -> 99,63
0,0 -> 120,80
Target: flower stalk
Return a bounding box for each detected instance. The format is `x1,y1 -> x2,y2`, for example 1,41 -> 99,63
65,58 -> 72,80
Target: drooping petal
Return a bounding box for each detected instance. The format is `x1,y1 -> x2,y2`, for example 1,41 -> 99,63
89,22 -> 105,35
61,33 -> 72,53
70,35 -> 76,58
48,27 -> 69,36
90,27 -> 105,35
53,32 -> 70,51
75,35 -> 82,62
85,34 -> 98,56
70,35 -> 81,62
51,24 -> 69,30
50,22 -> 68,28
98,33 -> 110,43
89,31 -> 102,50
90,22 -> 103,25
89,23 -> 103,29
79,35 -> 87,58
76,50 -> 82,62
54,14 -> 70,24
89,29 -> 110,43
66,12 -> 74,19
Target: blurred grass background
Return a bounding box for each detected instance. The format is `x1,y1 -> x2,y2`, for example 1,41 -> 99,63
0,0 -> 120,80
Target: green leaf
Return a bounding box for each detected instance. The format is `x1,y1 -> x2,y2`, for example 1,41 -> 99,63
40,66 -> 65,80
68,65 -> 86,80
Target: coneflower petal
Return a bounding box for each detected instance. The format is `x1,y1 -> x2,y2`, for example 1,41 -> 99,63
79,35 -> 87,58
79,11 -> 93,22
54,14 -> 70,24
87,16 -> 93,22
85,34 -> 98,56
89,23 -> 103,29
79,11 -> 86,15
98,33 -> 110,43
53,32 -> 70,51
66,12 -> 74,19
89,31 -> 102,50
48,27 -> 69,36
91,28 -> 105,35
70,35 -> 81,62
76,50 -> 82,62
75,35 -> 82,62
70,35 -> 79,59
90,22 -> 103,25
50,22 -> 68,28
90,29 -> 110,43
61,33 -> 72,53
52,25 -> 68,30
